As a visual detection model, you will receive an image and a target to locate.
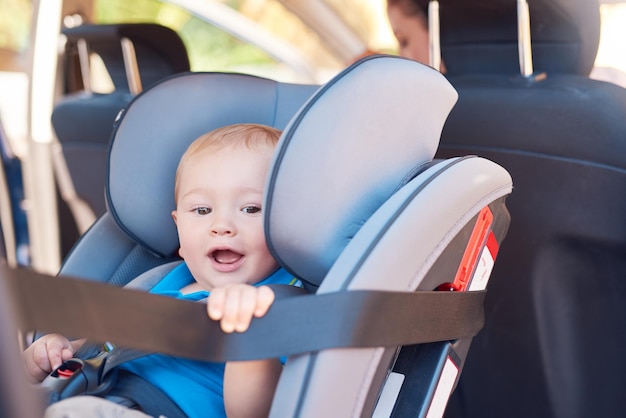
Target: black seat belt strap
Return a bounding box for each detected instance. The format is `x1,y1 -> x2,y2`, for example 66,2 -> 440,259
106,370 -> 187,418
4,265 -> 485,362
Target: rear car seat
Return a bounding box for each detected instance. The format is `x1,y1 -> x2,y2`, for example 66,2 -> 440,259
51,23 -> 190,256
430,0 -> 626,417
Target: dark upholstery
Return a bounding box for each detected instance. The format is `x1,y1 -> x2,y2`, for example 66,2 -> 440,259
435,0 -> 600,76
52,24 -> 190,256
62,23 -> 190,91
434,1 -> 626,417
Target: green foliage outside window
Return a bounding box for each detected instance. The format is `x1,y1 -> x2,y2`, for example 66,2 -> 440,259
95,0 -> 275,71
0,0 -> 31,52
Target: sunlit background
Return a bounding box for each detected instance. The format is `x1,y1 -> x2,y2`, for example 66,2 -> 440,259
0,0 -> 625,158
0,0 -> 396,74
0,0 -> 625,272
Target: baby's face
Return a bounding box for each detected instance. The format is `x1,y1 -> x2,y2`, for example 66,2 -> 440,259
172,143 -> 278,290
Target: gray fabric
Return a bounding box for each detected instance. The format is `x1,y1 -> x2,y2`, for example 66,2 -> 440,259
59,213 -> 177,288
270,156 -> 512,418
123,260 -> 182,291
60,213 -> 138,283
58,56 -> 513,417
266,56 -> 458,286
106,73 -> 319,257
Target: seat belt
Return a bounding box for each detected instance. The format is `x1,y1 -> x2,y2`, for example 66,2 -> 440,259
107,370 -> 187,418
40,345 -> 187,418
4,264 -> 485,362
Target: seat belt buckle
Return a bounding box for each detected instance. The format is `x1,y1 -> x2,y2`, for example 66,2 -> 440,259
41,350 -> 118,402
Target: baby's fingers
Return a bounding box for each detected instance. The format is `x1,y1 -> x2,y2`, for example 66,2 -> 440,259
253,286 -> 275,318
44,336 -> 74,370
207,285 -> 277,333
229,286 -> 258,333
208,287 -> 250,332
226,286 -> 276,333
207,287 -> 227,321
23,343 -> 51,382
24,335 -> 72,382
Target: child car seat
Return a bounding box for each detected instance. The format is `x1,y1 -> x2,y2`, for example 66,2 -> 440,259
51,23 -> 190,255
431,0 -> 626,417
7,55 -> 512,417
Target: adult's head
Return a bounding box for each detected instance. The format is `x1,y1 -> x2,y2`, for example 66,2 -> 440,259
386,0 -> 446,73
387,0 -> 429,65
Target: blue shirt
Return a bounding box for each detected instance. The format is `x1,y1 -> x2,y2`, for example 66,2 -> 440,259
120,263 -> 301,418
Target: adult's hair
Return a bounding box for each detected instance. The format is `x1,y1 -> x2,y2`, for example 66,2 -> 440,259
387,0 -> 428,19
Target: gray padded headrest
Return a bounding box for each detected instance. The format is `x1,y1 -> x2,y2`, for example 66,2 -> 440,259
108,56 -> 457,280
106,73 -> 319,256
265,55 -> 458,286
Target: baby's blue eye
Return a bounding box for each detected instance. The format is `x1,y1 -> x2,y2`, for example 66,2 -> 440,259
242,206 -> 261,214
195,207 -> 211,215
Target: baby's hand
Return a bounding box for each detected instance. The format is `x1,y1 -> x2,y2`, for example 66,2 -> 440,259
207,284 -> 275,333
22,334 -> 83,383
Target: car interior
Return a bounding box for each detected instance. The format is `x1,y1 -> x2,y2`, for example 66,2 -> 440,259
3,54 -> 513,417
2,0 -> 625,416
51,23 -> 191,252
432,0 -> 626,417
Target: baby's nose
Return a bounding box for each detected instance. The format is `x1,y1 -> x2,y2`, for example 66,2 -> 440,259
210,217 -> 235,235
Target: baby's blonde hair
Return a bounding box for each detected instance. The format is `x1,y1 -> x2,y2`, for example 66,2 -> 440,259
174,123 -> 281,200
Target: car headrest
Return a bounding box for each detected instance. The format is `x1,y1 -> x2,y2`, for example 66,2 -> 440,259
52,92 -> 132,146
107,72 -> 319,257
266,55 -> 457,287
433,0 -> 600,76
107,56 -> 457,287
63,23 -> 190,91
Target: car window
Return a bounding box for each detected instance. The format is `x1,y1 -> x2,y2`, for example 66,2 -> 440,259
0,0 -> 31,70
592,2 -> 626,86
0,0 -> 30,157
89,0 -> 342,83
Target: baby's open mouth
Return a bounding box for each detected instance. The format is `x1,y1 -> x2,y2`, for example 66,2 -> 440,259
212,249 -> 243,264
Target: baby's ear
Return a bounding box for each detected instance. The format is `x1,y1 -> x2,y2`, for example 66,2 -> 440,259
171,210 -> 178,224
178,247 -> 184,259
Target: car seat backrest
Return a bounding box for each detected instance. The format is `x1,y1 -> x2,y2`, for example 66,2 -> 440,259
433,1 -> 626,417
59,72 -> 319,285
106,73 -> 321,260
